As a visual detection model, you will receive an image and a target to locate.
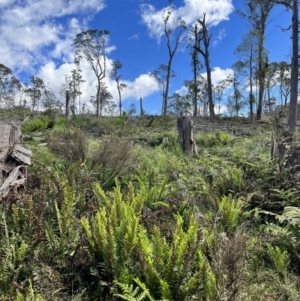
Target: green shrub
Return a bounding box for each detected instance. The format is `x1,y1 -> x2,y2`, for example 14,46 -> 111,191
22,116 -> 54,133
196,132 -> 230,148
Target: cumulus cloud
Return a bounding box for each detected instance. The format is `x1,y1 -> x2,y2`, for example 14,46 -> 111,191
201,67 -> 233,85
37,59 -> 159,112
141,0 -> 234,41
1,0 -> 106,71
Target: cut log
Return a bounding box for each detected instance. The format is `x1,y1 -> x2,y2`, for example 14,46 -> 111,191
0,123 -> 32,200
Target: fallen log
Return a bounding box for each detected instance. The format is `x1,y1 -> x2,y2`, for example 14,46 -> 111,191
0,123 -> 32,200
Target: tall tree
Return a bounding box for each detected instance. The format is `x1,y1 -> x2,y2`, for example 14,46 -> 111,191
61,69 -> 85,115
0,64 -> 22,108
276,61 -> 291,109
233,31 -> 259,122
110,60 -> 127,116
90,82 -> 114,115
73,29 -> 110,117
25,76 -> 45,111
189,24 -> 203,116
194,13 -> 215,121
151,64 -> 176,114
42,85 -> 62,113
213,76 -> 232,116
228,72 -> 245,116
268,0 -> 297,134
161,7 -> 187,115
238,0 -> 274,120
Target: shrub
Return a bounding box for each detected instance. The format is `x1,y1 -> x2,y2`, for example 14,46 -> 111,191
196,132 -> 230,148
22,116 -> 54,133
47,127 -> 88,162
91,136 -> 135,188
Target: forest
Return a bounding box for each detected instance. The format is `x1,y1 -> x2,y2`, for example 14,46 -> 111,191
0,0 -> 300,300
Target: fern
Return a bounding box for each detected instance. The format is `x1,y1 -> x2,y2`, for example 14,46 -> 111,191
114,282 -> 148,301
115,279 -> 166,301
217,194 -> 244,234
266,243 -> 288,279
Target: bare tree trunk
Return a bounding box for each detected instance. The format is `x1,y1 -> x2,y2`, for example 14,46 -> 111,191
256,38 -> 265,120
140,97 -> 144,116
206,56 -> 215,121
65,90 -> 70,118
288,0 -> 298,136
163,55 -> 174,115
177,116 -> 197,156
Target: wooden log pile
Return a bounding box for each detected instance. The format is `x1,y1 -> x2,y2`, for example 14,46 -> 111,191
0,123 -> 32,200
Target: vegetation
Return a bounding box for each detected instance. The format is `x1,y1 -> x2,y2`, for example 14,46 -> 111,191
1,111 -> 300,300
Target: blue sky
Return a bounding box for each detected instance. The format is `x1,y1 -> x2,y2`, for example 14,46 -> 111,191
0,0 -> 292,114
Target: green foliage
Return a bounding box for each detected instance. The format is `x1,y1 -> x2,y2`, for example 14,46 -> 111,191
81,181 -> 144,288
217,194 -> 244,234
266,243 -> 288,279
1,114 -> 298,300
196,131 -> 230,148
216,166 -> 246,196
22,116 -> 54,133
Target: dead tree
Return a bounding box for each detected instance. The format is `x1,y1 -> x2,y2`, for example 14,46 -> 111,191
66,90 -> 70,118
177,116 -> 197,155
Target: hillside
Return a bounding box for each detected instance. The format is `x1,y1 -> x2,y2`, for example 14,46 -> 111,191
0,111 -> 299,301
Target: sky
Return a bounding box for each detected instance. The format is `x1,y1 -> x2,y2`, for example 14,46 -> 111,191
0,0 -> 293,115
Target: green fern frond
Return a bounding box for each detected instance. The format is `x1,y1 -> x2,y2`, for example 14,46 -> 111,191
279,206 -> 300,227
114,282 -> 147,301
198,250 -> 217,300
218,194 -> 243,233
266,243 -> 288,277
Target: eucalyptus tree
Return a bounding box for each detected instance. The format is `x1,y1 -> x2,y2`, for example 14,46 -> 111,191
42,85 -> 62,113
168,92 -> 191,115
0,64 -> 22,108
151,64 -> 176,114
25,76 -> 45,111
161,7 -> 187,115
110,60 -> 127,116
90,82 -> 114,115
264,62 -> 279,113
194,13 -> 215,121
233,31 -> 259,122
213,76 -> 232,116
229,71 -> 245,116
197,75 -> 209,116
275,61 -> 291,109
61,69 -> 85,115
189,24 -> 203,116
73,29 -> 110,117
271,0 -> 297,135
238,0 -> 275,120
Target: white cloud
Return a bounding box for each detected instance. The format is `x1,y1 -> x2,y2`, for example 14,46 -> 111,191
37,60 -> 159,112
129,34 -> 139,41
141,0 -> 234,41
201,67 -> 233,85
175,86 -> 188,95
213,28 -> 227,47
0,0 -> 106,72
122,74 -> 159,100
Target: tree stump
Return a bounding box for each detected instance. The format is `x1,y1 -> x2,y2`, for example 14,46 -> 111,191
0,123 -> 32,200
177,116 -> 197,156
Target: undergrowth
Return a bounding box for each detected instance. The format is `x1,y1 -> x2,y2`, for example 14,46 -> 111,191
1,115 -> 300,300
